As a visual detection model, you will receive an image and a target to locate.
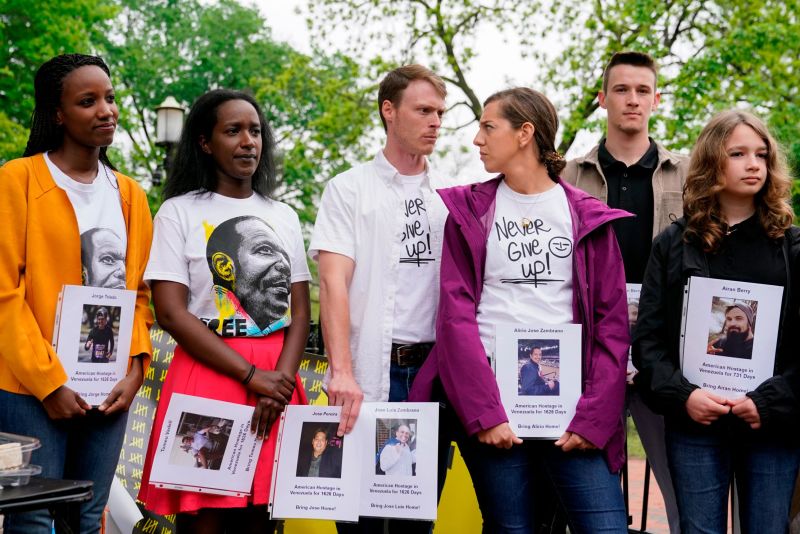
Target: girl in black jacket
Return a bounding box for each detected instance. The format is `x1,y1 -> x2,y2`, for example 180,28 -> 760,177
634,110 -> 800,534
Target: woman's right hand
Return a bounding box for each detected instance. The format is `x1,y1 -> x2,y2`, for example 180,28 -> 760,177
685,388 -> 729,425
42,386 -> 91,420
477,423 -> 523,449
246,368 -> 295,404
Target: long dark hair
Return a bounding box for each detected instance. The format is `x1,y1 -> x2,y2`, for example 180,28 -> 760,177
23,54 -> 115,169
163,90 -> 277,200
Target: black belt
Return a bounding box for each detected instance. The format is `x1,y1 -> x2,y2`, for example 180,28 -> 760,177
390,343 -> 434,367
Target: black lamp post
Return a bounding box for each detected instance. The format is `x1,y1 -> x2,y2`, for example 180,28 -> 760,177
153,96 -> 185,186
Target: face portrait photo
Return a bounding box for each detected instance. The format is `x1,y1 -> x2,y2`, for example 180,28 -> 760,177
206,216 -> 291,330
295,421 -> 343,479
376,419 -> 417,477
627,300 -> 639,334
78,304 -> 121,363
169,412 -> 233,470
517,339 -> 560,396
81,228 -> 127,289
707,297 -> 757,360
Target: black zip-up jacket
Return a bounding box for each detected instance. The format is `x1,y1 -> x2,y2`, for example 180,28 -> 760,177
633,217 -> 800,441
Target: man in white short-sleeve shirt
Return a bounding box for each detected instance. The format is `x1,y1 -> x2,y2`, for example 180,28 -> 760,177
309,65 -> 448,433
309,65 -> 449,533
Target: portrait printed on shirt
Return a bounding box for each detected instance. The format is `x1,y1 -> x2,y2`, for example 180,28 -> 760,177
78,304 -> 121,363
168,412 -> 234,471
517,339 -> 560,396
375,418 -> 418,477
205,215 -> 291,337
295,421 -> 343,479
400,195 -> 435,267
80,227 -> 127,289
706,297 -> 758,360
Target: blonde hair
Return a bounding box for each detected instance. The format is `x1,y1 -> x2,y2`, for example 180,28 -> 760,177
683,109 -> 794,252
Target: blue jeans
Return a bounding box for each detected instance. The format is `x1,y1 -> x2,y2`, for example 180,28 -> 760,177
0,390 -> 128,534
388,362 -> 422,402
666,427 -> 800,534
458,438 -> 627,533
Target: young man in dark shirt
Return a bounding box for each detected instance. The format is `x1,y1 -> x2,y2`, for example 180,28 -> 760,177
563,51 -> 687,534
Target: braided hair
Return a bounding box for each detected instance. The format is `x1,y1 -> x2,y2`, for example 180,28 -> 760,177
23,54 -> 115,169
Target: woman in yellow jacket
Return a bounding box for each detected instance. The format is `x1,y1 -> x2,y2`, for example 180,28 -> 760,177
0,54 -> 153,534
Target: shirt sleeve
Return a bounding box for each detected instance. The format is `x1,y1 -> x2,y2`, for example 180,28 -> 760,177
144,200 -> 190,287
284,205 -> 312,283
308,176 -> 356,262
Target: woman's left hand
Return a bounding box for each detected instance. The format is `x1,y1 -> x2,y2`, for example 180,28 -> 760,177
554,431 -> 597,452
98,357 -> 144,415
729,396 -> 761,429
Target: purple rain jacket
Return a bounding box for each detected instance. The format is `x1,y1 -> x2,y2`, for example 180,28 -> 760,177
409,176 -> 632,472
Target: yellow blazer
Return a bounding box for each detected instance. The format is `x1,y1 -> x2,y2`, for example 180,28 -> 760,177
0,153 -> 153,400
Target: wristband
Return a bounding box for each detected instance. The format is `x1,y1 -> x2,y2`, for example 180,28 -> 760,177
242,364 -> 256,385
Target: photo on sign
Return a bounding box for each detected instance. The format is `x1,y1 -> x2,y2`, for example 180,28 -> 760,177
706,297 -> 758,360
627,298 -> 639,335
169,412 -> 233,470
375,418 -> 418,477
295,421 -> 343,479
78,304 -> 122,363
517,339 -> 560,396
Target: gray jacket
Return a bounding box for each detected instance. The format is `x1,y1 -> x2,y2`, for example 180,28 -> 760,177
562,142 -> 688,238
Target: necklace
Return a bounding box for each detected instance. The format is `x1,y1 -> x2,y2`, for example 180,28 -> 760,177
502,179 -> 552,230
102,162 -> 120,191
514,193 -> 545,230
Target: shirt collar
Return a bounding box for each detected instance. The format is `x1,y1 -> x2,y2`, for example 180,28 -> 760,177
372,150 -> 434,188
598,137 -> 659,171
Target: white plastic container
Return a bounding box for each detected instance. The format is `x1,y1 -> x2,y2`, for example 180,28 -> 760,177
0,464 -> 42,488
0,431 -> 41,469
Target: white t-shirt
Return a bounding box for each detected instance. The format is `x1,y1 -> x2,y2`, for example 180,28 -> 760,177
392,173 -> 437,344
477,181 -> 575,357
45,152 -> 127,289
145,191 -> 311,337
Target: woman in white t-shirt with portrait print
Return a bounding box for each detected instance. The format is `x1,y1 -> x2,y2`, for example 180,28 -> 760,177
139,89 -> 311,533
410,88 -> 631,533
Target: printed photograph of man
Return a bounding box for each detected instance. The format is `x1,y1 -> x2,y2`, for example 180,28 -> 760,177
169,414 -> 233,470
206,215 -> 291,333
78,304 -> 121,363
626,296 -> 640,379
376,419 -> 417,476
707,300 -> 757,359
296,422 -> 343,478
80,227 -> 127,289
517,341 -> 559,396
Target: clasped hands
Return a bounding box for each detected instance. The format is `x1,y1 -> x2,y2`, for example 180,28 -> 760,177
685,388 -> 760,429
246,368 -> 296,440
477,422 -> 597,452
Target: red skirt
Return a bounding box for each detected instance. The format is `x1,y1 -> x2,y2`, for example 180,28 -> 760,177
138,331 -> 308,514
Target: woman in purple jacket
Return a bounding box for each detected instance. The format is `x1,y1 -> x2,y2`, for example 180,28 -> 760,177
410,87 -> 630,533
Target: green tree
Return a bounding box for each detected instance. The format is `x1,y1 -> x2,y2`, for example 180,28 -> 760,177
0,0 -> 116,161
306,0 -> 537,129
102,0 -> 375,220
0,0 -> 374,222
305,0 -> 800,161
